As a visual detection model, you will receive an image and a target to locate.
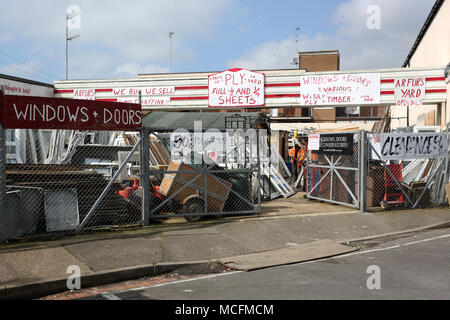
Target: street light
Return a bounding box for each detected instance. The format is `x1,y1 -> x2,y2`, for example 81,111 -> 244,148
169,32 -> 175,73
66,9 -> 80,80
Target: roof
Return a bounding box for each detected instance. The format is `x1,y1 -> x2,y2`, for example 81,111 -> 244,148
402,0 -> 445,67
142,112 -> 266,131
0,73 -> 54,88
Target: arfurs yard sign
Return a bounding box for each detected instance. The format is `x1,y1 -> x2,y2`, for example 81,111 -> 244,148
394,77 -> 425,106
1,95 -> 142,131
208,68 -> 264,107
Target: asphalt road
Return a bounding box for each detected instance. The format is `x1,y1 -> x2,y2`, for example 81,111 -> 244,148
83,228 -> 450,300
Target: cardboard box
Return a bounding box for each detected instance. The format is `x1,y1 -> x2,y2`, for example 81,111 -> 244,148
159,161 -> 232,212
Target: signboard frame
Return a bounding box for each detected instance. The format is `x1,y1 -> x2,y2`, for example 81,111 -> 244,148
208,68 -> 265,108
0,94 -> 142,131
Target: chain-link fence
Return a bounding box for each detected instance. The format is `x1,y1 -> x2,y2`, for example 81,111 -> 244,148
306,132 -> 360,208
140,128 -> 261,222
0,128 -> 143,243
364,131 -> 450,212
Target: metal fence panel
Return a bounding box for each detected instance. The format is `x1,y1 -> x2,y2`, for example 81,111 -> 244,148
0,129 -> 143,243
306,132 -> 360,208
364,132 -> 450,212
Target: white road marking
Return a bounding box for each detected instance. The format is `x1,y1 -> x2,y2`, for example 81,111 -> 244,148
115,271 -> 243,294
108,232 -> 450,295
101,292 -> 122,300
402,234 -> 450,246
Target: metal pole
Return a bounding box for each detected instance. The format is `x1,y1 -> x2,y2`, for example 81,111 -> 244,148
359,131 -> 368,213
0,86 -> 6,234
141,127 -> 150,225
66,14 -> 68,80
169,32 -> 174,73
76,138 -> 143,232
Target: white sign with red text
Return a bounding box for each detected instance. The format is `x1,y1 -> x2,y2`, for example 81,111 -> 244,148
300,73 -> 380,105
308,134 -> 320,151
73,89 -> 95,100
394,77 -> 425,106
208,68 -> 264,107
117,97 -> 171,106
111,87 -> 175,97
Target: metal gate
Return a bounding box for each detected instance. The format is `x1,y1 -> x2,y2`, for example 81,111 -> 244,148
364,131 -> 450,211
306,132 -> 360,208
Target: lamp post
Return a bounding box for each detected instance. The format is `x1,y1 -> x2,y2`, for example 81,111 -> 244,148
169,32 -> 175,73
66,10 -> 80,80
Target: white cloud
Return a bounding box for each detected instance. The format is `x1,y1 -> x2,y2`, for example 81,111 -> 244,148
228,0 -> 436,71
0,0 -> 231,79
114,62 -> 169,76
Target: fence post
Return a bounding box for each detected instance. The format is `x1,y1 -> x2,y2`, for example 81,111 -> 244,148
141,127 -> 150,226
75,137 -> 142,232
359,131 -> 368,214
0,86 -> 5,237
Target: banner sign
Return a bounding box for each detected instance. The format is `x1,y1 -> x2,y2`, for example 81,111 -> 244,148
300,73 -> 380,105
111,86 -> 175,96
308,134 -> 320,151
73,88 -> 95,100
117,97 -> 171,106
314,133 -> 354,155
208,68 -> 265,107
376,133 -> 448,159
1,95 -> 142,131
394,77 -> 425,106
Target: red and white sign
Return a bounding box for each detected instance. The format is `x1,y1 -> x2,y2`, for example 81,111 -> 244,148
74,88 -> 95,100
1,95 -> 142,131
208,68 -> 265,107
308,134 -> 320,151
300,73 -> 380,105
117,97 -> 171,106
394,77 -> 425,106
111,87 -> 175,97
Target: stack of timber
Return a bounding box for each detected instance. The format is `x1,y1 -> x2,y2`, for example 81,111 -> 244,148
371,107 -> 391,133
5,164 -> 139,231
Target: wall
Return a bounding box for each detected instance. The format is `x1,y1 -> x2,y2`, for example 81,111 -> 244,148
404,0 -> 450,129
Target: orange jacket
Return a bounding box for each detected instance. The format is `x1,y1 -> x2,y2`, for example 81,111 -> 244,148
289,147 -> 306,167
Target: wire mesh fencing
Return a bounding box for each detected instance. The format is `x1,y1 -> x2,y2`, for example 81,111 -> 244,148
364,132 -> 450,212
0,129 -> 143,243
306,132 -> 360,208
141,128 -> 261,222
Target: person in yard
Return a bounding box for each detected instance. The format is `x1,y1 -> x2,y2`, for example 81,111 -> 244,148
289,136 -> 307,190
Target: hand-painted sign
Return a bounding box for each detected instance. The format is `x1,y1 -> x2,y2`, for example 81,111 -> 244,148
1,95 -> 142,131
394,77 -> 425,106
314,133 -> 354,155
111,87 -> 175,96
300,73 -> 380,105
208,68 -> 264,107
378,133 -> 448,159
74,88 -> 95,100
117,97 -> 171,106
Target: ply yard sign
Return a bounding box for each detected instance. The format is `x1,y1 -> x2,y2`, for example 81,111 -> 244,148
208,68 -> 264,107
394,77 -> 425,106
300,73 -> 380,105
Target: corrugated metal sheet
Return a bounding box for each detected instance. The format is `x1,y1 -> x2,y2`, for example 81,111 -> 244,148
142,112 -> 264,130
53,67 -> 447,109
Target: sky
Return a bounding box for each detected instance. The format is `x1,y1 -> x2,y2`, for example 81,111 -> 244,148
0,0 -> 437,84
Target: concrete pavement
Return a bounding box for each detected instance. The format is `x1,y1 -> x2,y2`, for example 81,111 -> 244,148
1,193 -> 449,299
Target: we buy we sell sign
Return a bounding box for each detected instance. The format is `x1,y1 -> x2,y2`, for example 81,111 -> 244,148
0,94 -> 142,131
208,68 -> 265,107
